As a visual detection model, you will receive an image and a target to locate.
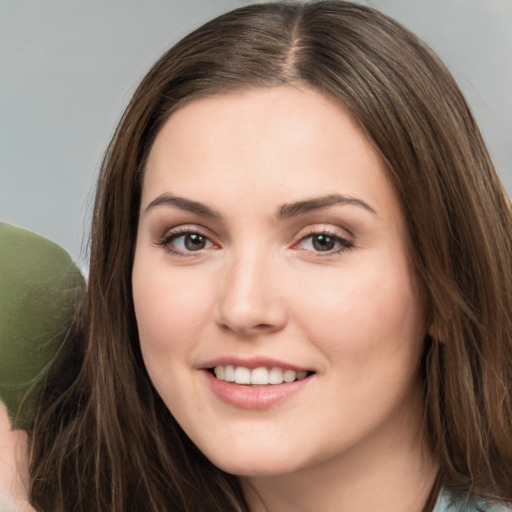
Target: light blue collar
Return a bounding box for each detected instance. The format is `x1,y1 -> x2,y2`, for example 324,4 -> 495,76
433,488 -> 510,511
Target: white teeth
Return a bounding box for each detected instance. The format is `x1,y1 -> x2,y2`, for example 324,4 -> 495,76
234,366 -> 251,384
251,367 -> 269,385
268,367 -> 284,384
212,365 -> 310,385
283,369 -> 296,383
225,365 -> 235,382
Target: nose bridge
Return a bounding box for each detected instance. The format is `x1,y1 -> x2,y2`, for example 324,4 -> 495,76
215,242 -> 286,336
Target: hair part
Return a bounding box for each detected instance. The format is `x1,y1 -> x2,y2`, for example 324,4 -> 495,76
29,2 -> 512,510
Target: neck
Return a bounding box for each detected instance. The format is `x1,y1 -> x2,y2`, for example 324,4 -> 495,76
241,401 -> 438,512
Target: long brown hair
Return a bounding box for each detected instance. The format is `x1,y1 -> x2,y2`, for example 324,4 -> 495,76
29,2 -> 512,510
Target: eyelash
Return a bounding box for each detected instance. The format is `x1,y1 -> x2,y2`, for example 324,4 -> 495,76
294,229 -> 354,256
156,227 -> 215,257
156,227 -> 354,257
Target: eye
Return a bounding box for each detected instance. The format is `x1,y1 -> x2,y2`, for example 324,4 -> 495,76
297,232 -> 353,254
158,229 -> 216,256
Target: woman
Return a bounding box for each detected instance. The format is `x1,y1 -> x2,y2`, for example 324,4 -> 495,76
22,1 -> 512,510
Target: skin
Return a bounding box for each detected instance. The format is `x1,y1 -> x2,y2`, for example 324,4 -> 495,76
0,403 -> 33,512
132,85 -> 438,511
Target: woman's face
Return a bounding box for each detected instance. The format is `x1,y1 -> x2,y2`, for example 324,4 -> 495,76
132,86 -> 427,477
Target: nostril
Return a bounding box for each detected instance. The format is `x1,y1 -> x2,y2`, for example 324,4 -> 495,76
218,321 -> 279,337
254,323 -> 275,330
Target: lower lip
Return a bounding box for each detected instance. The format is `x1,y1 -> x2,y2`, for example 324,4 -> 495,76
203,371 -> 312,409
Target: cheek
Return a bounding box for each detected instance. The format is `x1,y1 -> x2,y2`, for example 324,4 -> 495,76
293,262 -> 424,362
132,260 -> 216,414
132,257 -> 214,367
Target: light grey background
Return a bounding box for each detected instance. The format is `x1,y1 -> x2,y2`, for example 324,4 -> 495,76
1,0 -> 511,270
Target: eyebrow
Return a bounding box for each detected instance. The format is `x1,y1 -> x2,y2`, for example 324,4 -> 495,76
277,194 -> 377,219
144,192 -> 377,220
144,194 -> 222,219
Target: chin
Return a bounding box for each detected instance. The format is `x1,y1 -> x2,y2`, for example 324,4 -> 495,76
214,459 -> 298,478
199,444 -> 311,478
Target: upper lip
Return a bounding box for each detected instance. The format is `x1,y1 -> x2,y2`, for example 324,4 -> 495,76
200,356 -> 313,373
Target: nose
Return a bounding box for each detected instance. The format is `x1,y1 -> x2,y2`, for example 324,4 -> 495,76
214,250 -> 287,338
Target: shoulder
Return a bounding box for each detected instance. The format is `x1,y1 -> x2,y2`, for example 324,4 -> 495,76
434,488 -> 511,512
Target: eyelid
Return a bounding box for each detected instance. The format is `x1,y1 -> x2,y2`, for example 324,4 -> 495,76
291,225 -> 354,255
154,223 -> 354,257
294,224 -> 353,242
155,225 -> 219,256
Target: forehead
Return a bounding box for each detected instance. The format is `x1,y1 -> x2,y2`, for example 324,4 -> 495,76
141,86 -> 401,225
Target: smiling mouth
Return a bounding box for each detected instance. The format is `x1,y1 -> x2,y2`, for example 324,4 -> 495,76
210,365 -> 313,386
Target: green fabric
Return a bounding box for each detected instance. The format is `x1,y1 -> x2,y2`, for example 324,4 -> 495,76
0,223 -> 84,428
